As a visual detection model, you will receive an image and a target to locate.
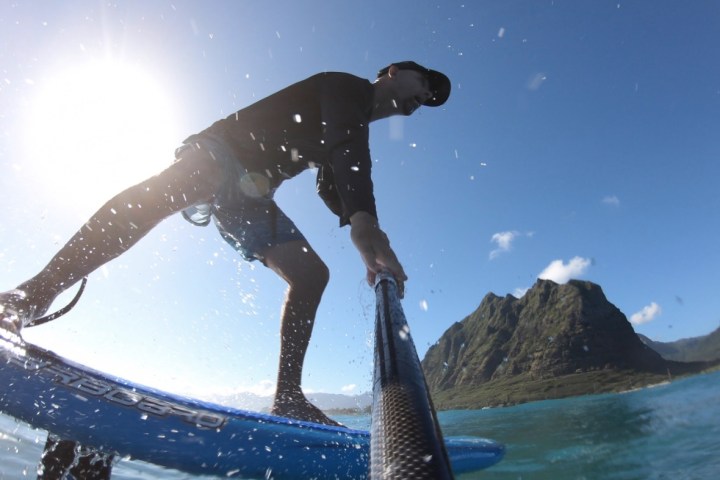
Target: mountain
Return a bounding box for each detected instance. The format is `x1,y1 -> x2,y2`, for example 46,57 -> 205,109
421,279 -> 714,409
306,392 -> 372,412
195,391 -> 372,414
196,391 -> 274,412
638,327 -> 720,362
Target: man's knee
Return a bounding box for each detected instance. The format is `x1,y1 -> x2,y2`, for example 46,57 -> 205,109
307,258 -> 330,291
263,241 -> 330,295
287,254 -> 329,299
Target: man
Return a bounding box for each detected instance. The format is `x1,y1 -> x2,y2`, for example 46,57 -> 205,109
1,61 -> 450,426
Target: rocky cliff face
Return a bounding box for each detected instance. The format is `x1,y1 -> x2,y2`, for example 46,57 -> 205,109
422,279 -> 669,392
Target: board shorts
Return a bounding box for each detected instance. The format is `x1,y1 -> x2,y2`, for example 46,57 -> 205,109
174,134 -> 306,263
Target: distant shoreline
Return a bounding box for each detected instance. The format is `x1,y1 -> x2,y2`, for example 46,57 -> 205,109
429,365 -> 720,411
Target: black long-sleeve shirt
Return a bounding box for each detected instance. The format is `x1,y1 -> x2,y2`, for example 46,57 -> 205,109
191,72 -> 377,226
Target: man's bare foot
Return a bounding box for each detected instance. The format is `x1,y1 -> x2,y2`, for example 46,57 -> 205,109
271,394 -> 344,427
0,313 -> 23,344
0,288 -> 49,340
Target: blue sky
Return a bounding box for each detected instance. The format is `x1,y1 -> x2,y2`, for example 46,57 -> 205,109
1,1 -> 719,399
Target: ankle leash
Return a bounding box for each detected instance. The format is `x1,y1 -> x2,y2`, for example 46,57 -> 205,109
26,277 -> 88,328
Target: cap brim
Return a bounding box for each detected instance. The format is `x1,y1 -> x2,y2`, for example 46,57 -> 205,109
424,70 -> 451,107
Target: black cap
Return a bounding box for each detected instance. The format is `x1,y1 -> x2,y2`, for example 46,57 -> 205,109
377,61 -> 451,107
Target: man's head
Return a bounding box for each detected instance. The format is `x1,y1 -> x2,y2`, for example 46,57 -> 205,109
377,61 -> 451,108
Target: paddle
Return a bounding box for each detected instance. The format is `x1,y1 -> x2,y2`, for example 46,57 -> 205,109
371,271 -> 454,479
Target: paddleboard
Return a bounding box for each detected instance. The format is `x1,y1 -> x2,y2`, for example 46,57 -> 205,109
0,335 -> 504,478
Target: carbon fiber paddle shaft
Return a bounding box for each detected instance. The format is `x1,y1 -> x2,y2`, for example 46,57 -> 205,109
370,272 -> 454,480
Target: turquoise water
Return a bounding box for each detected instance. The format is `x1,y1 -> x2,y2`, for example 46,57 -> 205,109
2,370 -> 718,479
444,370 -> 720,479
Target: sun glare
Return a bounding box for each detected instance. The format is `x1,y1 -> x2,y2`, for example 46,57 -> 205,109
21,61 -> 181,211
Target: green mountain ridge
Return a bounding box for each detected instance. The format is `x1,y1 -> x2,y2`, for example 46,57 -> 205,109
638,328 -> 720,363
421,279 -> 717,410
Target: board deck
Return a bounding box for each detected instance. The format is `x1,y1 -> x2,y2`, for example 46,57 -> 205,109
0,334 -> 504,478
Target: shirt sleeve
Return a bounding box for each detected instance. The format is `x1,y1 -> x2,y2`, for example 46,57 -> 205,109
317,76 -> 377,226
316,164 -> 342,218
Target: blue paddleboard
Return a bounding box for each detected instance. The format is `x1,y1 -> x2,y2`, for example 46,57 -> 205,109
0,335 -> 504,478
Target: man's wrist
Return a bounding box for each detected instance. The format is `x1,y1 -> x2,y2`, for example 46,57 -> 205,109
349,211 -> 377,226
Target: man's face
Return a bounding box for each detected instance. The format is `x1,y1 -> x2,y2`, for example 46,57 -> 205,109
392,69 -> 433,116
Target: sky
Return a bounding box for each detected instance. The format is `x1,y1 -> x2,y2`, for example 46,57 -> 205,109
1,0 -> 719,401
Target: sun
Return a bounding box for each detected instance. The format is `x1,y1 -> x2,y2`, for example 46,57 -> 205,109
20,60 -> 182,213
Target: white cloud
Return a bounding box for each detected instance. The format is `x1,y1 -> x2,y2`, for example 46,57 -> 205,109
538,256 -> 592,283
341,384 -> 357,393
630,302 -> 662,325
489,231 -> 536,259
489,231 -> 519,259
602,195 -> 620,207
513,287 -> 530,298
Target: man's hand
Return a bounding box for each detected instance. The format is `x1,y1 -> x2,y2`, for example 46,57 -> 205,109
349,211 -> 407,297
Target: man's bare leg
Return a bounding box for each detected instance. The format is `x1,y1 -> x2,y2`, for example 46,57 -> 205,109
262,240 -> 341,426
0,146 -> 223,332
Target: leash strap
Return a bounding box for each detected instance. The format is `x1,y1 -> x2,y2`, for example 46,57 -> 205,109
26,277 -> 88,328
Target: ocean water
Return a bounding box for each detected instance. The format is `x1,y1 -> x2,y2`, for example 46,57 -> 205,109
1,370 -> 718,479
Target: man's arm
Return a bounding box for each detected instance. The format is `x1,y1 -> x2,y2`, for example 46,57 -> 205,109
349,211 -> 407,297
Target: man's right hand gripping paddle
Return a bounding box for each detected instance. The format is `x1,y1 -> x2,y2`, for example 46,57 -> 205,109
349,211 -> 407,298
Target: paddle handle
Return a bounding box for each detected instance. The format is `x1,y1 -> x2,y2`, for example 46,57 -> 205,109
370,271 -> 454,479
